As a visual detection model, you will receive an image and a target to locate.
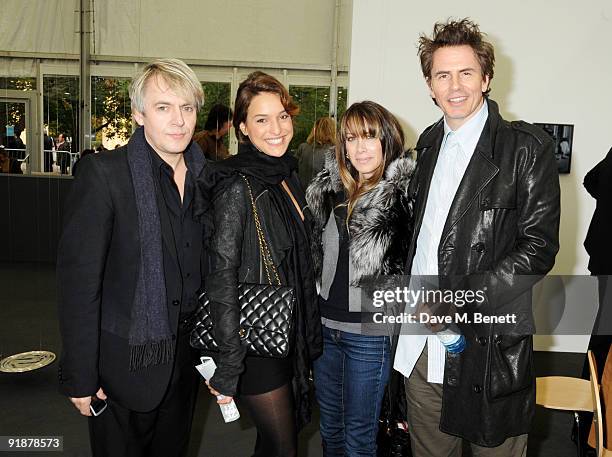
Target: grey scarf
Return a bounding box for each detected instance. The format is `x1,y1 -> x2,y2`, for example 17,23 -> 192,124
126,126 -> 205,370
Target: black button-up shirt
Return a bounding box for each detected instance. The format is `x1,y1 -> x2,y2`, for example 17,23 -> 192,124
149,146 -> 202,319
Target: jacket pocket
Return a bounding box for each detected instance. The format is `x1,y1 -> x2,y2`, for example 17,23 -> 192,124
479,192 -> 516,210
486,334 -> 532,400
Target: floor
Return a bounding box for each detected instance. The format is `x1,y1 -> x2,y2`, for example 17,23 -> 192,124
0,262 -> 585,456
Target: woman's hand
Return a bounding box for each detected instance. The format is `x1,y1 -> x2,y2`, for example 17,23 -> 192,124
206,381 -> 234,404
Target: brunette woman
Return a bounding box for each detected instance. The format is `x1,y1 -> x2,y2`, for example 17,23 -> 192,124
198,71 -> 322,457
306,101 -> 414,456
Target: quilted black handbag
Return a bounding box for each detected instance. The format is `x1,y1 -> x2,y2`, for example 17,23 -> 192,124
190,174 -> 296,358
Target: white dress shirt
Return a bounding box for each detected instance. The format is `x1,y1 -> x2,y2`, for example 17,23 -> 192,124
394,101 -> 489,383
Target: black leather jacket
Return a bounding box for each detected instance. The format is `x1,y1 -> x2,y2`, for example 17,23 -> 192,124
202,169 -> 322,400
403,99 -> 560,446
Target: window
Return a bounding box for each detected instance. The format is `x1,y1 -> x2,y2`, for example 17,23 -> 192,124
288,85 -> 348,152
0,77 -> 36,92
0,100 -> 27,173
199,81 -> 231,128
336,86 -> 348,122
43,75 -> 79,173
196,81 -> 232,151
1,78 -> 36,173
91,76 -> 131,150
288,86 -> 331,151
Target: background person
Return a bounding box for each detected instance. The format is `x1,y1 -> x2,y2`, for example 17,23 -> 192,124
44,127 -> 55,172
0,146 -> 23,174
306,100 -> 414,457
583,146 -> 612,453
192,103 -> 232,161
295,116 -> 336,188
584,146 -> 612,369
56,133 -> 72,174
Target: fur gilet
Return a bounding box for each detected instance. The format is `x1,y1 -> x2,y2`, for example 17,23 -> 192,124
306,151 -> 415,287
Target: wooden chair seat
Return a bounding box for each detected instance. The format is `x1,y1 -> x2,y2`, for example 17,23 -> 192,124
536,376 -> 594,412
535,351 -> 611,456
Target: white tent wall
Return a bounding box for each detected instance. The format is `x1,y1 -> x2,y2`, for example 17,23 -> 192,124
1,0 -> 352,163
0,0 -> 352,71
96,0 -> 352,69
0,0 -> 79,55
0,59 -> 37,78
347,0 -> 612,352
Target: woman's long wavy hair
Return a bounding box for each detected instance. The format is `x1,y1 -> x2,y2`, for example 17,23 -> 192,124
337,101 -> 405,222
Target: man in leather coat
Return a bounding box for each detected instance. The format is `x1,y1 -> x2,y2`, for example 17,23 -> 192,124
393,19 -> 560,456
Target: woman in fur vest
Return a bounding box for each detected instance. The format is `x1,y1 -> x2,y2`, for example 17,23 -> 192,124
306,100 -> 414,456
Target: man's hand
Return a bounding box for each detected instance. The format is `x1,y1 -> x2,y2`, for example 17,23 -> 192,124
416,301 -> 457,333
69,387 -> 107,416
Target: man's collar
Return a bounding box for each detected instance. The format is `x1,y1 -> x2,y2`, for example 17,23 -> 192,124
129,126 -> 205,178
144,132 -> 194,173
443,99 -> 488,137
147,141 -> 167,171
443,100 -> 489,155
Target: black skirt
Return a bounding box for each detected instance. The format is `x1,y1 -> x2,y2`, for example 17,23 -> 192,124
237,354 -> 293,395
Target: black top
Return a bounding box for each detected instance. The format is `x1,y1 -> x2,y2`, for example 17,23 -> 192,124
149,146 -> 201,318
318,204 -> 362,323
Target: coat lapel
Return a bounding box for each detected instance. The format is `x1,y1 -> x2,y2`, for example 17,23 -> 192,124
439,118 -> 499,245
407,120 -> 444,263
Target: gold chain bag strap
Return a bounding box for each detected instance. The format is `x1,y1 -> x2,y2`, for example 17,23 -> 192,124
243,174 -> 281,286
189,174 -> 296,358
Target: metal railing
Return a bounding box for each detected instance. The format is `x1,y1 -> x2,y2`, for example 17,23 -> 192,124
0,148 -> 79,175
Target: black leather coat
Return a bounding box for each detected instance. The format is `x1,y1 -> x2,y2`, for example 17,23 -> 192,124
403,99 -> 560,446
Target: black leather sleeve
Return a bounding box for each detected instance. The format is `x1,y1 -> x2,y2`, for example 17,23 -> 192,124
584,148 -> 612,199
56,155 -> 113,398
206,175 -> 248,396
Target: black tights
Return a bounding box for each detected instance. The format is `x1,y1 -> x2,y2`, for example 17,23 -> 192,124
239,383 -> 297,457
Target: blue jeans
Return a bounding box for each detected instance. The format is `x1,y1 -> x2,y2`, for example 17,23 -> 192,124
313,325 -> 391,457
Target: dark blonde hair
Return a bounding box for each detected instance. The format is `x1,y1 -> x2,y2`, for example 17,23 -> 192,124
418,18 -> 495,96
129,58 -> 204,113
337,101 -> 405,222
233,71 -> 299,142
306,116 -> 336,146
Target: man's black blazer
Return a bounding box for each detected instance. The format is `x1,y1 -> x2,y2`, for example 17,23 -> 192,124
57,146 -> 192,412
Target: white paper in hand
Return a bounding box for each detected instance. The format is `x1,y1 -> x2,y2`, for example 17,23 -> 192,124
195,356 -> 217,381
194,356 -> 240,423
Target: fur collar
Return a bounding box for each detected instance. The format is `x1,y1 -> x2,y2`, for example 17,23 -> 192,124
306,149 -> 415,284
307,149 -> 415,212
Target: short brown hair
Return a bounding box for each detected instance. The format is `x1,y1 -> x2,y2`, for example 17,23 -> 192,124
418,18 -> 495,95
233,71 -> 299,142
